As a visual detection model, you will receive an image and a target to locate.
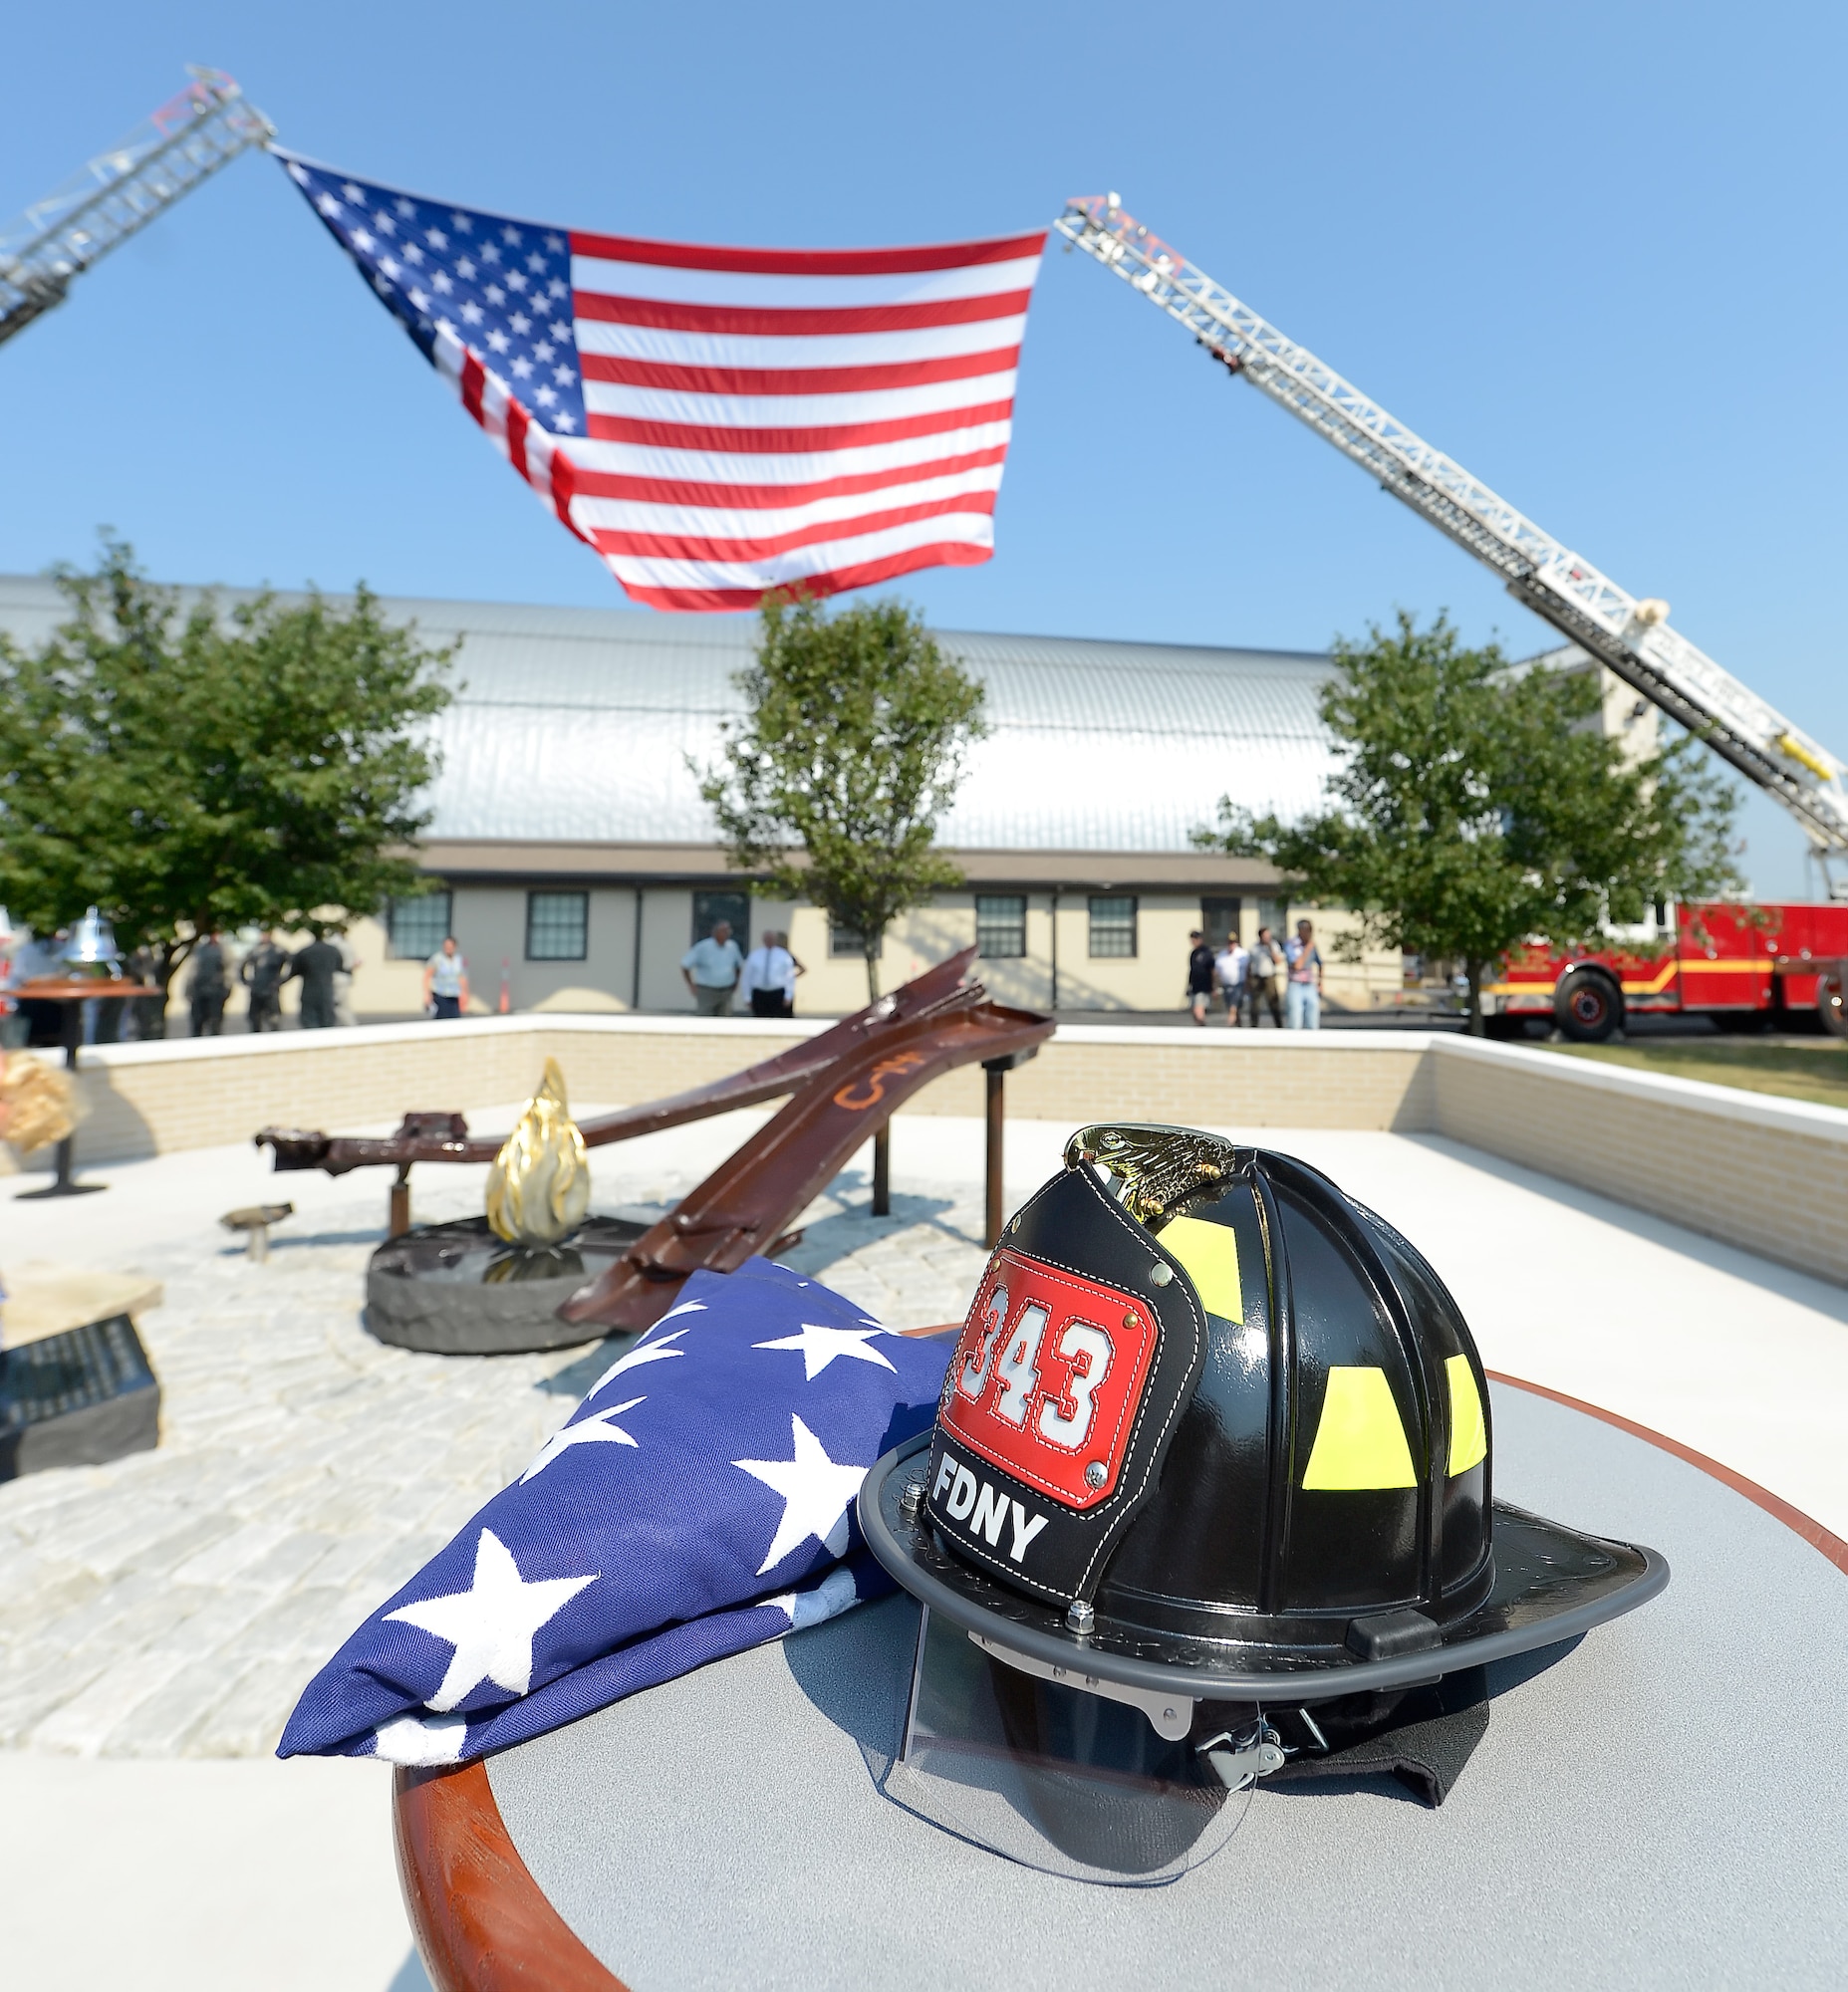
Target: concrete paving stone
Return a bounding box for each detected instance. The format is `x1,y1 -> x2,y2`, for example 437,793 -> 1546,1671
170,1522 -> 297,1589
100,1661 -> 257,1758
0,1545 -> 66,1611
185,1656 -> 317,1758
112,1513 -> 243,1582
0,1656 -> 113,1747
26,1569 -> 171,1651
297,1532 -> 402,1593
150,1585 -> 273,1656
237,1585 -> 359,1660
239,1532 -> 340,1591
0,1569 -> 105,1645
30,1648 -> 192,1756
355,1534 -> 451,1597
0,1469 -> 113,1523
34,1498 -> 190,1578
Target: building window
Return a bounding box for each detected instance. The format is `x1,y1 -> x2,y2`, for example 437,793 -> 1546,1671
1256,897 -> 1289,940
385,890 -> 451,960
526,890 -> 588,961
692,889 -> 751,946
830,918 -> 867,957
975,893 -> 1027,959
1089,895 -> 1137,958
1200,896 -> 1241,952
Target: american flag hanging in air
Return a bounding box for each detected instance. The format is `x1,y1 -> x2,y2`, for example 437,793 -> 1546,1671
277,151 -> 1045,611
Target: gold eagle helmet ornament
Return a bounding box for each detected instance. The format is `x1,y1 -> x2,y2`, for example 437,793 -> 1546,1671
485,1059 -> 591,1247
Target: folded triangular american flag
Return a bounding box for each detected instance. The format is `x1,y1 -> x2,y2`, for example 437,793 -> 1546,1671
280,1260 -> 950,1765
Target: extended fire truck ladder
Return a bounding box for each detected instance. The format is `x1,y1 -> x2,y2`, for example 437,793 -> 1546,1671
1056,195 -> 1848,896
0,68 -> 273,350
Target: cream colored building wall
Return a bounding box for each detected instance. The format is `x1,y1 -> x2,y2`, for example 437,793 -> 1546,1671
297,885 -> 1398,1024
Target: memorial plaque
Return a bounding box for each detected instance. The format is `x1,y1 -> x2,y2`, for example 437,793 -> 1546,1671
0,1313 -> 161,1478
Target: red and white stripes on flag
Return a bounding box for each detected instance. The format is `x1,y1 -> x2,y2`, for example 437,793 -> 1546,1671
564,230 -> 1046,611
281,155 -> 1045,612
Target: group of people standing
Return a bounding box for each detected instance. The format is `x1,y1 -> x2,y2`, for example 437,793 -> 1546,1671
185,928 -> 354,1036
1188,918 -> 1326,1029
679,921 -> 806,1018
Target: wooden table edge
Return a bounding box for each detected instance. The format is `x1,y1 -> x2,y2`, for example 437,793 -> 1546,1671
392,1370 -> 1847,1989
395,1756 -> 628,1991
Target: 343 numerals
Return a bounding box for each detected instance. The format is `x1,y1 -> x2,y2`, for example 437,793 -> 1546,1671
961,1296 -> 1114,1451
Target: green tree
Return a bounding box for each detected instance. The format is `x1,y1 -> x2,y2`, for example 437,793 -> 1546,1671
0,539 -> 455,1016
698,591 -> 987,999
1195,612 -> 1741,1032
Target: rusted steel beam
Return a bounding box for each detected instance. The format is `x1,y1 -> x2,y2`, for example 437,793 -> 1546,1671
555,997 -> 1053,1333
254,948 -> 984,1176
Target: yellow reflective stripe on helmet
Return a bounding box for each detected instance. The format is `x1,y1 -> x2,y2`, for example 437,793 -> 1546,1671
1300,1367 -> 1417,1490
1446,1354 -> 1487,1474
1159,1213 -> 1242,1322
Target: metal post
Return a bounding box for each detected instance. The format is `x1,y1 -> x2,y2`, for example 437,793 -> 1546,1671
1049,888 -> 1060,1015
871,1125 -> 892,1217
18,999 -> 105,1199
389,1163 -> 412,1239
984,1065 -> 1006,1248
631,885 -> 644,1012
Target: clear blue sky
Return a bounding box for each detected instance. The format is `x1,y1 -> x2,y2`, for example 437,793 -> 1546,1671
4,1 -> 1841,894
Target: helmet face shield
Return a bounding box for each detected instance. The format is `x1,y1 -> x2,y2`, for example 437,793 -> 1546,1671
880,1605 -> 1262,1886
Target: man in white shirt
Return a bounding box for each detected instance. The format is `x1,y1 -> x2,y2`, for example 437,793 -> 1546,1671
1214,935 -> 1250,1026
739,930 -> 803,1018
681,920 -> 744,1016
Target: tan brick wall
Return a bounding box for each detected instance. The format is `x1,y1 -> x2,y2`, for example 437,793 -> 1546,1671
16,1021 -> 1848,1292
1003,1034 -> 1435,1131
5,1020 -> 1433,1172
1,1020 -> 811,1174
1431,1039 -> 1848,1287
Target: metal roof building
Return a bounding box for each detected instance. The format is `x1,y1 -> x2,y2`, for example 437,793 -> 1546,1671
0,576 -> 1370,1015
0,577 -> 1336,872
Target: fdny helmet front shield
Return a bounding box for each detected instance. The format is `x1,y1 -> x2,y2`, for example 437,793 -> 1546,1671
921,1157 -> 1207,1607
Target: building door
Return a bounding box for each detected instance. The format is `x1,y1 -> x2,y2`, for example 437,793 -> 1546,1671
1200,897 -> 1241,952
692,889 -> 752,945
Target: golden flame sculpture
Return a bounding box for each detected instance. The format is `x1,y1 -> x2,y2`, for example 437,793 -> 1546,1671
0,1053 -> 77,1156
485,1059 -> 591,1247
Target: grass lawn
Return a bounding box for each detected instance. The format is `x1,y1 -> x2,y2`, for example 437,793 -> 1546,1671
1538,1037 -> 1848,1111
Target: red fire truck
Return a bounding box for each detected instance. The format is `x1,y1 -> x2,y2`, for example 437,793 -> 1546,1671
1481,902 -> 1848,1041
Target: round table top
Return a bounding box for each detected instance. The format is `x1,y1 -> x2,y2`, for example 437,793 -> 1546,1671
397,1377 -> 1848,1990
9,979 -> 159,1001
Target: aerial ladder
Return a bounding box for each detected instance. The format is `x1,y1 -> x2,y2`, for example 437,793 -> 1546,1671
0,68 -> 272,349
1056,195 -> 1848,897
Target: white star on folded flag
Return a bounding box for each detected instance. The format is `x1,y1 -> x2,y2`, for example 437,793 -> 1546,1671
732,1413 -> 872,1575
386,1527 -> 598,1711
584,1323 -> 692,1398
280,1258 -> 953,1767
519,1396 -> 645,1482
753,1321 -> 900,1380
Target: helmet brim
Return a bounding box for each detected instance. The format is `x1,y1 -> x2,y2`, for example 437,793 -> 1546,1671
861,1432 -> 1669,1706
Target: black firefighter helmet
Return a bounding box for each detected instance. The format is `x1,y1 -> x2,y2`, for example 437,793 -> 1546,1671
860,1123 -> 1668,1884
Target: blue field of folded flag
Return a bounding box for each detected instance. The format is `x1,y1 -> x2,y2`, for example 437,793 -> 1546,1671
280,1259 -> 951,1765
